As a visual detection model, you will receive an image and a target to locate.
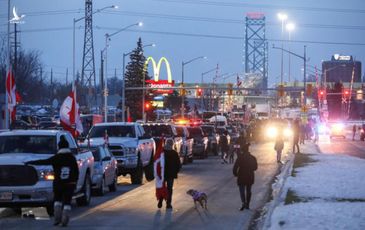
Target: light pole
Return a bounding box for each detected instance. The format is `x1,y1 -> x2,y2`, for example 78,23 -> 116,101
277,13 -> 288,85
141,43 -> 156,122
103,22 -> 142,122
286,22 -> 295,83
181,56 -> 206,118
73,5 -> 117,83
121,43 -> 154,122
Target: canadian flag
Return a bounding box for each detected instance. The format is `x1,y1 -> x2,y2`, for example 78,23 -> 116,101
60,82 -> 83,138
6,70 -> 16,123
237,74 -> 242,87
154,139 -> 168,201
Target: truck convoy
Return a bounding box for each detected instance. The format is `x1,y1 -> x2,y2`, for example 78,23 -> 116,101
0,130 -> 94,216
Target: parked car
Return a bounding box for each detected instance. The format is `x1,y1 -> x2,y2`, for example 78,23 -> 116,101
0,130 -> 94,216
81,145 -> 118,196
186,126 -> 208,158
201,125 -> 219,155
175,125 -> 194,164
83,122 -> 155,185
142,123 -> 183,155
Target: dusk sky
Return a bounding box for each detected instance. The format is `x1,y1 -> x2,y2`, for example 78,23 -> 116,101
1,0 -> 365,87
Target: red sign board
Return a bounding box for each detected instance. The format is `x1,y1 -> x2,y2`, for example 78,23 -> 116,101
146,80 -> 175,94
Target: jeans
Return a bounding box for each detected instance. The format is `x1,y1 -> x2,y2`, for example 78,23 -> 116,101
166,178 -> 174,205
238,184 -> 252,206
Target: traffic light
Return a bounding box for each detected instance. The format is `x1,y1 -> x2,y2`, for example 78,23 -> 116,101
277,84 -> 284,97
318,89 -> 326,99
145,102 -> 151,110
179,83 -> 186,96
196,88 -> 203,97
306,84 -> 313,96
342,88 -> 350,99
227,83 -> 233,96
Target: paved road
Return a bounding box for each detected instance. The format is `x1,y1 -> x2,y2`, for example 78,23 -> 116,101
318,134 -> 365,159
0,142 -> 288,230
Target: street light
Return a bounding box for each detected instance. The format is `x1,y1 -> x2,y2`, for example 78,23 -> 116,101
286,22 -> 295,83
181,56 -> 207,117
277,13 -> 288,85
122,43 -> 155,122
73,5 -> 117,83
103,22 -> 143,122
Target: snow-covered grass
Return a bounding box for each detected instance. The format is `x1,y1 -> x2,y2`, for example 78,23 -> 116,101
268,150 -> 365,230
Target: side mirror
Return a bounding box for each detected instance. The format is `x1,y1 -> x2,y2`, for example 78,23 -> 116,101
102,156 -> 111,161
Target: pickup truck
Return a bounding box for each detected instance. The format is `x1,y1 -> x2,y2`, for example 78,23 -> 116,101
0,130 -> 94,216
83,122 -> 155,185
175,125 -> 194,164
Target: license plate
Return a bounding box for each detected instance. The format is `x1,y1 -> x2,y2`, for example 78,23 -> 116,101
0,192 -> 12,201
234,145 -> 240,148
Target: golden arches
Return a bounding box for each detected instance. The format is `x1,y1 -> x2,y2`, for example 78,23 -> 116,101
144,57 -> 173,83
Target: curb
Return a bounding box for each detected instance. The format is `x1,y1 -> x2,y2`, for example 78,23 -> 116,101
260,150 -> 295,230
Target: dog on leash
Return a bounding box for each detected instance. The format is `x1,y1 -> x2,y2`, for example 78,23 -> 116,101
186,189 -> 208,209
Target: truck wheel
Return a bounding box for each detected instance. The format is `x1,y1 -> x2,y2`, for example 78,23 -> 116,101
95,176 -> 106,196
76,173 -> 91,206
109,173 -> 118,192
131,158 -> 143,184
46,205 -> 54,217
144,154 -> 154,182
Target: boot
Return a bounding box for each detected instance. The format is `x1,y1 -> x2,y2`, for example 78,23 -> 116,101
61,205 -> 71,227
157,199 -> 163,208
53,202 -> 62,226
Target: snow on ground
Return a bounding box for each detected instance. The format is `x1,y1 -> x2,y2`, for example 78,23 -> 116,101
268,150 -> 365,230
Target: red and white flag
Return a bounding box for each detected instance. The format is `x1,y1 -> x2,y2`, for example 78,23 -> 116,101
154,139 -> 168,201
6,69 -> 16,123
60,82 -> 83,138
237,74 -> 242,87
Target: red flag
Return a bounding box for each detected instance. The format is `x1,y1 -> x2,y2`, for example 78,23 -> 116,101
154,139 -> 168,201
60,83 -> 83,138
6,70 -> 16,123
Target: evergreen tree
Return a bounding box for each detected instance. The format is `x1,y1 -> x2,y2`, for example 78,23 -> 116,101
124,38 -> 150,121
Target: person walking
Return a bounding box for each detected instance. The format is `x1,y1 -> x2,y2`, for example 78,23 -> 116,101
25,136 -> 79,227
274,129 -> 284,163
156,138 -> 181,210
292,119 -> 300,153
220,130 -> 229,164
353,124 -> 357,141
233,143 -> 258,211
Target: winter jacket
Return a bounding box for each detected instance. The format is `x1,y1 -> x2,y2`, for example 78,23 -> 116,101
274,138 -> 284,152
220,135 -> 229,152
233,152 -> 258,186
164,149 -> 181,180
26,148 -> 79,186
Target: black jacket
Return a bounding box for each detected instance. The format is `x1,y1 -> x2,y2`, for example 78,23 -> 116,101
233,152 -> 258,186
164,149 -> 181,180
26,148 -> 79,186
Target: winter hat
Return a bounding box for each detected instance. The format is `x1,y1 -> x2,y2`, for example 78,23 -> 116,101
58,136 -> 69,149
164,138 -> 174,151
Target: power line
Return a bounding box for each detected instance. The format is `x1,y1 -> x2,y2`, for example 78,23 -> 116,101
1,26 -> 365,46
153,0 -> 365,14
0,9 -> 82,19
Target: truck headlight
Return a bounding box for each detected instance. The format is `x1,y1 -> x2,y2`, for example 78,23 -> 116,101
39,169 -> 55,181
124,147 -> 136,155
284,128 -> 293,138
266,127 -> 278,138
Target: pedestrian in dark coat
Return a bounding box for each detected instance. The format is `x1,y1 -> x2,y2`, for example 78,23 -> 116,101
220,130 -> 230,164
353,124 -> 356,141
158,138 -> 181,209
25,136 -> 79,227
292,119 -> 300,153
233,143 -> 258,211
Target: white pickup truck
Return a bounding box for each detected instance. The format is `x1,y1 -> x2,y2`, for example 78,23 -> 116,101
0,130 -> 94,216
82,122 -> 155,184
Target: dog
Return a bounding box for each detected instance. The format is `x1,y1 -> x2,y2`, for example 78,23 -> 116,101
186,189 -> 208,209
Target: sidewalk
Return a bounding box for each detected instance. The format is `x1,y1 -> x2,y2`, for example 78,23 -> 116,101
264,143 -> 365,230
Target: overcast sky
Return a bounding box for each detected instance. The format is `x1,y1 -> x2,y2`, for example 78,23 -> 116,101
1,0 -> 365,87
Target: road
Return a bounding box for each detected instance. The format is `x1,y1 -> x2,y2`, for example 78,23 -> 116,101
0,142 -> 288,230
318,133 -> 365,159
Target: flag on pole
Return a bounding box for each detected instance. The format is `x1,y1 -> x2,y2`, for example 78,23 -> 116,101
6,70 -> 16,123
60,82 -> 83,138
154,139 -> 168,201
237,74 -> 242,87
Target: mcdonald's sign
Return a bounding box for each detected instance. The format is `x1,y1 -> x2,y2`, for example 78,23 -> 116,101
144,57 -> 174,94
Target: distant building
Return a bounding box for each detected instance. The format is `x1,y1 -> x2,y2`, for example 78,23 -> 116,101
322,55 -> 361,83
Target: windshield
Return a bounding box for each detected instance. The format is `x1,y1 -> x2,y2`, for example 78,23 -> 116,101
89,125 -> 135,138
0,135 -> 57,154
188,128 -> 203,137
143,125 -> 173,137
